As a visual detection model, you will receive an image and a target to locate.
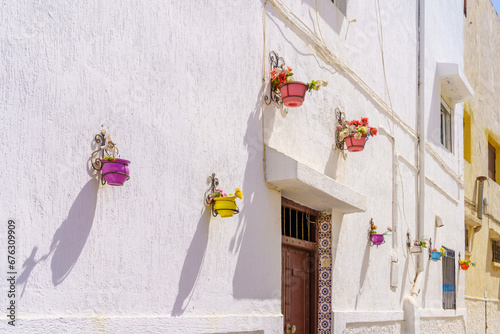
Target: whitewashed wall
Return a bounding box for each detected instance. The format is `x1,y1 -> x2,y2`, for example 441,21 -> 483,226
264,0 -> 466,333
1,0 -> 282,333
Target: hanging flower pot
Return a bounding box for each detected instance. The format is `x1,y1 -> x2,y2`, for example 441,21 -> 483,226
336,116 -> 378,153
370,234 -> 385,246
205,175 -> 243,218
267,56 -> 327,109
279,81 -> 308,107
101,158 -> 130,186
459,259 -> 476,270
90,130 -> 131,186
344,134 -> 367,152
431,251 -> 442,262
213,196 -> 239,218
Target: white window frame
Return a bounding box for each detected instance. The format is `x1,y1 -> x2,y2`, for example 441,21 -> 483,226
440,98 -> 453,152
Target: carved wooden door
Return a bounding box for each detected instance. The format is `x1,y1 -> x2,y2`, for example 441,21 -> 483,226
281,198 -> 318,334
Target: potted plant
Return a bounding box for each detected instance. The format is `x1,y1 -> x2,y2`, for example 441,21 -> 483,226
337,117 -> 378,152
90,131 -> 130,186
270,65 -> 327,107
430,247 -> 447,262
370,224 -> 392,246
101,157 -> 131,186
459,259 -> 476,270
208,188 -> 243,218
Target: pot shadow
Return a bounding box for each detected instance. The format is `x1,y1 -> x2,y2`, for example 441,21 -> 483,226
354,235 -> 371,310
16,179 -> 98,294
231,85 -> 281,300
171,208 -> 211,316
49,178 -> 98,285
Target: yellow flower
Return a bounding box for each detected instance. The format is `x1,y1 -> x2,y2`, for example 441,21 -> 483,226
233,188 -> 243,199
360,126 -> 367,134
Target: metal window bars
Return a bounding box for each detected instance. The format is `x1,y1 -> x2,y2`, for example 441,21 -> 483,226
442,247 -> 456,310
281,205 -> 315,242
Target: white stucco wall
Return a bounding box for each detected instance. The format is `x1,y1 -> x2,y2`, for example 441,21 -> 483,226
1,1 -> 282,333
264,0 -> 467,332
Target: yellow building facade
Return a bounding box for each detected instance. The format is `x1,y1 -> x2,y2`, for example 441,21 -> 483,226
464,0 -> 500,332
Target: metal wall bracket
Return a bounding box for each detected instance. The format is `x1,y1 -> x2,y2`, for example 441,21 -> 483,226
264,51 -> 284,108
335,107 -> 347,151
90,129 -> 123,185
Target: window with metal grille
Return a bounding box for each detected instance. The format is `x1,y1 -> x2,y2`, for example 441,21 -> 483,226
442,247 -> 456,310
493,241 -> 500,263
489,142 -> 496,181
281,198 -> 316,243
465,226 -> 469,252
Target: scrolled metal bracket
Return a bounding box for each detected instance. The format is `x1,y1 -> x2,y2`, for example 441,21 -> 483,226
264,51 -> 285,108
206,173 -> 220,217
90,129 -> 120,185
334,107 -> 346,151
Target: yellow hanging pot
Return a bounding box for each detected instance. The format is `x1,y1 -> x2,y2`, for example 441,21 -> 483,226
213,196 -> 239,217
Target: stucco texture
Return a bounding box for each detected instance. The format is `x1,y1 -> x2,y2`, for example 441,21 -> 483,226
420,317 -> 465,334
343,321 -> 403,334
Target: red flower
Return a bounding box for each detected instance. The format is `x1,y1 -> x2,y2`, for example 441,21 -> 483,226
270,69 -> 277,79
287,66 -> 292,72
278,73 -> 287,84
371,127 -> 378,136
349,120 -> 360,126
361,117 -> 369,126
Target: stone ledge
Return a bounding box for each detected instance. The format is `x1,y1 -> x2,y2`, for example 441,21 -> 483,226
265,147 -> 367,213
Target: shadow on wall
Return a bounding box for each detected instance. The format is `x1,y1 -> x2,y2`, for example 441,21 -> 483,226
355,235 -> 372,310
17,179 -> 98,294
231,87 -> 280,300
171,208 -> 211,316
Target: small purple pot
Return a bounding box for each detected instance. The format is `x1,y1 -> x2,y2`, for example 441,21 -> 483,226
370,234 -> 385,245
101,158 -> 130,186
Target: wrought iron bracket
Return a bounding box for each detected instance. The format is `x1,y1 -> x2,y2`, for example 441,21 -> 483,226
90,129 -> 121,185
335,107 -> 347,151
206,173 -> 220,217
264,51 -> 285,108
428,238 -> 433,260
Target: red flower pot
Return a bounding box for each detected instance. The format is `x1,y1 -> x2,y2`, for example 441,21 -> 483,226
345,134 -> 367,152
279,81 -> 307,107
461,263 -> 469,271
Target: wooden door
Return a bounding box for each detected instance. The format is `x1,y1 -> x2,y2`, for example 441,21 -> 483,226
281,198 -> 318,334
282,242 -> 315,333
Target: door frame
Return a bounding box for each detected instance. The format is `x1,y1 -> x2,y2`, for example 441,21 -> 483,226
281,197 -> 319,333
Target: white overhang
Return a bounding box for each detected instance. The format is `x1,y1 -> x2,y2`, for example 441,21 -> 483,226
437,62 -> 474,104
265,147 -> 367,213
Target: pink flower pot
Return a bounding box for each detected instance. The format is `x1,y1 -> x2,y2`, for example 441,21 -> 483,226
279,81 -> 307,107
101,158 -> 130,186
345,134 -> 367,152
370,234 -> 384,245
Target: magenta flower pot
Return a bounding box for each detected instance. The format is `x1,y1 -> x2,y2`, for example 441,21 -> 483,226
279,81 -> 307,107
345,134 -> 367,152
370,234 -> 385,245
101,158 -> 130,186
